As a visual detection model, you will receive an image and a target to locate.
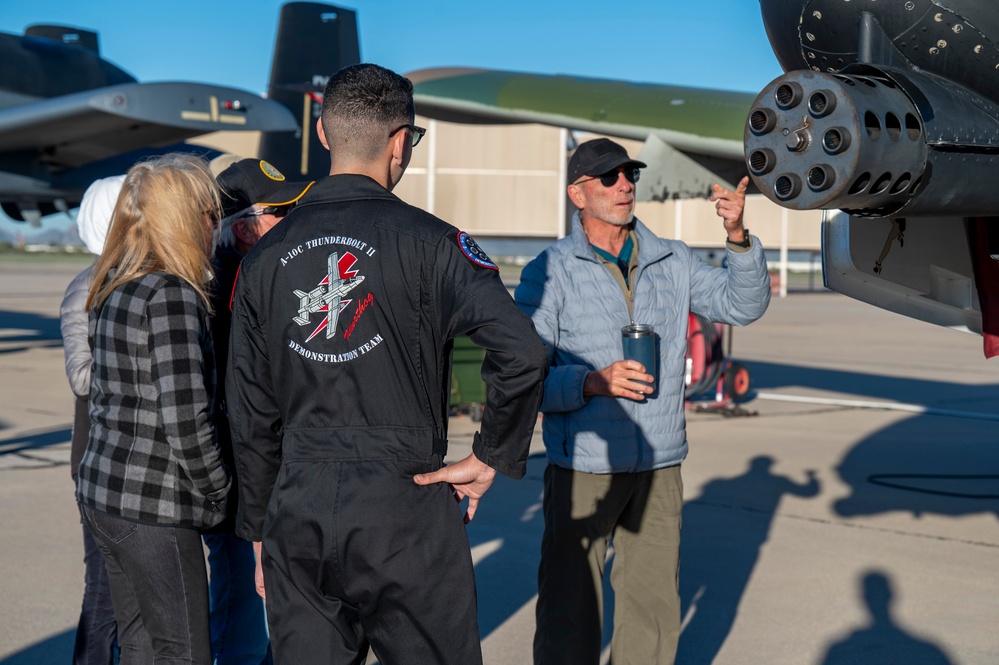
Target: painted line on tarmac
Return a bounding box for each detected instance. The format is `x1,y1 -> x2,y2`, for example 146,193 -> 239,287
755,392 -> 999,422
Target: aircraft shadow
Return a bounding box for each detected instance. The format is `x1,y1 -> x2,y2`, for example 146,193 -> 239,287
834,410 -> 999,519
743,359 -> 999,411
0,628 -> 74,665
817,571 -> 954,664
738,359 -> 999,517
466,452 -> 546,641
676,455 -> 820,664
0,427 -> 72,457
0,309 -> 63,355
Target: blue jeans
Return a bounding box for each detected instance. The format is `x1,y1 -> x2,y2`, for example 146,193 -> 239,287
74,502 -> 118,665
203,532 -> 272,665
82,505 -> 212,665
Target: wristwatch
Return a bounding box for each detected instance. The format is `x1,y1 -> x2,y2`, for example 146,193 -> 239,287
728,228 -> 751,248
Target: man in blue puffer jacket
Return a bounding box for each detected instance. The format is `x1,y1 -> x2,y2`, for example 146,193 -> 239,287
517,138 -> 771,665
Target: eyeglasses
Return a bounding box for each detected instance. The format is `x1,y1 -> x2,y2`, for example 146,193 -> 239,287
574,167 -> 641,188
389,123 -> 427,147
244,205 -> 291,218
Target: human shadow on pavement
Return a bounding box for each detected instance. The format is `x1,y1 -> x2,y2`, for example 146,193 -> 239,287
0,628 -> 74,665
676,455 -> 820,665
818,571 -> 954,664
0,309 -> 63,355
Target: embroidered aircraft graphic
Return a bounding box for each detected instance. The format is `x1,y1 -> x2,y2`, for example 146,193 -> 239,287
293,251 -> 365,342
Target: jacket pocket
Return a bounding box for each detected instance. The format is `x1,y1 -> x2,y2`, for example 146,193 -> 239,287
204,486 -> 229,517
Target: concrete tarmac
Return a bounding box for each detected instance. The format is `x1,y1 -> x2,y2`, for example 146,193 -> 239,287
1,257 -> 997,664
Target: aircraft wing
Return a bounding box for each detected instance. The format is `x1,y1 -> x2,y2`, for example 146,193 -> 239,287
0,81 -> 297,170
409,67 -> 756,200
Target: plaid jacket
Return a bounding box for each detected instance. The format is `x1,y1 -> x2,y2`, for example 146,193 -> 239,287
77,272 -> 231,528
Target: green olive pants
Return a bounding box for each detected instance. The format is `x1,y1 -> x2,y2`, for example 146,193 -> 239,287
534,463 -> 683,665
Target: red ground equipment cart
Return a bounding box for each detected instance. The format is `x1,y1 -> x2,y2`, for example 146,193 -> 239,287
684,313 -> 754,414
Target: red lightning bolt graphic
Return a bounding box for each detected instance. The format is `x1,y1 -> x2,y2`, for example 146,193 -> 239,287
339,253 -> 358,278
304,253 -> 359,342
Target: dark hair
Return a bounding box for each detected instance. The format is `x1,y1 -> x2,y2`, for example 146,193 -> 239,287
321,64 -> 414,162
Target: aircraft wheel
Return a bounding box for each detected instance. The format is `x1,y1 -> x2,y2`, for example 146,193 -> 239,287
724,362 -> 752,403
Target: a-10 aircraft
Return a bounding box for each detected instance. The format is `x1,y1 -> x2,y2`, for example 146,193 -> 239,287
410,0 -> 999,358
407,68 -> 757,204
0,2 -> 358,226
746,0 -> 999,359
293,251 -> 365,343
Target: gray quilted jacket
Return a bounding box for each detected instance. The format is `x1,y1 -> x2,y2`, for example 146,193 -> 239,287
61,265 -> 95,399
515,214 -> 770,474
60,265 -> 95,477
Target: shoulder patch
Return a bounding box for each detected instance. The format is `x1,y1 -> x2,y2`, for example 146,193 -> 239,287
456,231 -> 498,271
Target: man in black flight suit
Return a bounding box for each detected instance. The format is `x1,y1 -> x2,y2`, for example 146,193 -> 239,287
226,63 -> 548,665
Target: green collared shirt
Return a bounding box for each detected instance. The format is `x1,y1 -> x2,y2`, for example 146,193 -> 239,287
591,230 -> 640,321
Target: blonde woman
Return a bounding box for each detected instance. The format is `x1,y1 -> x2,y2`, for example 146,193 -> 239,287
77,154 -> 231,665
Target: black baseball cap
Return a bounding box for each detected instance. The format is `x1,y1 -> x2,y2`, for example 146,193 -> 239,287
216,159 -> 313,218
568,138 -> 647,184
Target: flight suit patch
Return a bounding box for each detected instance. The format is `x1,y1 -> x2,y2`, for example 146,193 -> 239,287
456,231 -> 498,271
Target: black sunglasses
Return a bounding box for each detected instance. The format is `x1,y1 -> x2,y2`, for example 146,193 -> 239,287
389,123 -> 427,147
575,167 -> 641,188
245,205 -> 291,218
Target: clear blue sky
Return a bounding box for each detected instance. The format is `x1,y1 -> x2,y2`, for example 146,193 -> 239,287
1,0 -> 784,232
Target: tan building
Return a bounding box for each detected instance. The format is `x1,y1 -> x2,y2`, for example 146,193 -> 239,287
191,117 -> 822,293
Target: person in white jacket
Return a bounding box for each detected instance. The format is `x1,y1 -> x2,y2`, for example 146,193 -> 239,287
60,174 -> 125,665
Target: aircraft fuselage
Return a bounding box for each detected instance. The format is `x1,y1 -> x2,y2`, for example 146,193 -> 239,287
0,30 -> 135,105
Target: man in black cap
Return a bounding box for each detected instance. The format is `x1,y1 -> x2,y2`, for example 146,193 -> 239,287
516,138 -> 771,664
216,159 -> 315,253
204,158 -> 311,665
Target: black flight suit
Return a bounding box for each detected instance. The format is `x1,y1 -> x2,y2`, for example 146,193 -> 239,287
227,174 -> 548,665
